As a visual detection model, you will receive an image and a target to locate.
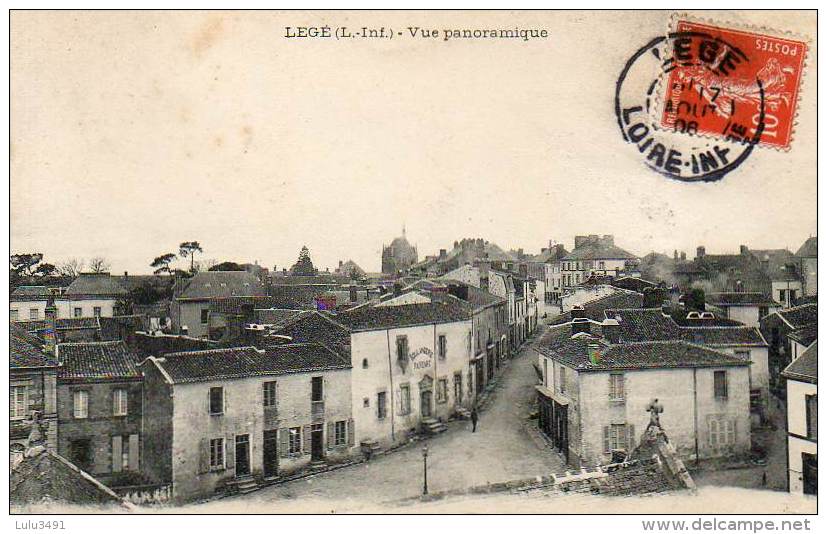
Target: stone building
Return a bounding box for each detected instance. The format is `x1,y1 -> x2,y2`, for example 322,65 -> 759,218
759,303 -> 818,390
10,285 -> 53,321
381,228 -> 419,275
535,321 -> 752,467
56,340 -> 143,487
10,322 -> 59,455
139,344 -> 353,501
706,292 -> 780,327
795,236 -> 817,298
559,235 -> 638,292
781,342 -> 817,495
55,272 -> 128,319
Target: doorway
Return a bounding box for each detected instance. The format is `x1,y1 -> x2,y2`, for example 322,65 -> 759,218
263,429 -> 279,477
235,434 -> 250,477
802,453 -> 817,495
310,424 -> 325,462
69,438 -> 92,472
420,390 -> 433,418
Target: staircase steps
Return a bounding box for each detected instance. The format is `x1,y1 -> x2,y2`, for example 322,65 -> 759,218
233,476 -> 259,495
421,417 -> 448,435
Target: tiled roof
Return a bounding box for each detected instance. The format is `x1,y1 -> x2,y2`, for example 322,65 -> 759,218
788,325 -> 818,347
611,277 -> 657,293
209,296 -> 279,315
707,292 -> 778,307
10,323 -> 57,369
254,308 -> 307,328
64,273 -> 128,298
777,303 -> 818,329
536,325 -> 748,372
268,285 -> 333,310
563,243 -> 637,261
782,342 -> 817,383
10,285 -> 51,299
272,311 -> 351,358
57,341 -> 142,381
176,271 -> 266,300
795,236 -> 817,258
152,343 -> 350,384
551,291 -> 645,324
333,301 -> 470,332
670,313 -> 743,327
18,317 -> 101,332
605,308 -> 767,346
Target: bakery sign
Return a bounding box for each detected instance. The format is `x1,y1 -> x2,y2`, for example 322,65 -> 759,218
409,347 -> 433,370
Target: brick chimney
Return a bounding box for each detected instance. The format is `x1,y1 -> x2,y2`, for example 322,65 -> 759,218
439,248 -> 447,260
740,245 -> 749,255
696,246 -> 706,259
571,305 -> 586,320
571,318 -> 591,336
680,251 -> 686,261
43,303 -> 58,354
603,318 -> 621,343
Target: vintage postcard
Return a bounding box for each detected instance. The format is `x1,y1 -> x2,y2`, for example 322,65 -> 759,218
6,7 -> 818,524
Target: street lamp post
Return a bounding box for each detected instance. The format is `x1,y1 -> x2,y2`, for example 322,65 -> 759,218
422,445 -> 429,495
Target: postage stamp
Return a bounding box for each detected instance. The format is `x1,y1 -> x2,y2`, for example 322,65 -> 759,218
659,19 -> 808,150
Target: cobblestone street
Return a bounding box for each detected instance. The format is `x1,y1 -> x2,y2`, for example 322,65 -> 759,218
212,333 -> 563,509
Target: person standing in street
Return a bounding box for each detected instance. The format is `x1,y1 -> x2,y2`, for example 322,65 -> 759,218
470,406 -> 478,433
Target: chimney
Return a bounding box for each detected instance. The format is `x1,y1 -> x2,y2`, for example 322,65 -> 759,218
43,303 -> 58,354
571,318 -> 591,336
571,305 -> 586,320
680,251 -> 686,261
124,271 -> 128,278
740,245 -> 749,255
696,246 -> 706,259
339,260 -> 343,268
603,318 -> 621,344
673,250 -> 679,260
439,248 -> 447,259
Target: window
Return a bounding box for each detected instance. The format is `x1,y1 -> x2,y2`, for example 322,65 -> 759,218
334,420 -> 347,446
709,419 -> 736,447
200,309 -> 209,324
604,424 -> 629,452
10,385 -> 27,420
93,306 -> 102,317
263,381 -> 276,408
209,438 -> 225,470
288,427 -> 301,454
436,378 -> 448,404
609,373 -> 625,401
10,309 -> 19,320
311,376 -> 324,402
362,358 -> 369,369
713,371 -> 728,399
805,394 -> 817,439
599,261 -> 606,270
377,391 -> 387,419
453,373 -> 463,405
438,335 -> 447,359
29,308 -> 39,320
209,387 -> 224,415
73,307 -> 83,318
113,388 -> 128,416
400,384 -> 411,415
73,390 -> 89,419
363,397 -> 369,408
112,434 -> 139,472
396,336 -> 409,363
558,366 -> 566,395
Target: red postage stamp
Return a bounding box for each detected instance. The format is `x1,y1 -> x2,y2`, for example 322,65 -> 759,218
660,20 -> 807,150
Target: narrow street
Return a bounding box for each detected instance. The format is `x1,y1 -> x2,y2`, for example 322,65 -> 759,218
213,331 -> 563,509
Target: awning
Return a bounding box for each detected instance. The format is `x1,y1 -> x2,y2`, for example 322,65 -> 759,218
535,385 -> 569,406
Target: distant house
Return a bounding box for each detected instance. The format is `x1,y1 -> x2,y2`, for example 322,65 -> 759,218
18,316 -> 102,344
56,341 -> 143,487
781,342 -> 817,495
10,285 -> 53,321
171,271 -> 266,338
535,322 -> 751,467
55,273 -> 128,319
334,259 -> 366,279
10,323 -> 59,455
706,292 -> 780,327
795,237 -> 817,298
559,235 -> 638,292
519,242 -> 569,304
139,344 -> 353,501
759,303 -> 818,389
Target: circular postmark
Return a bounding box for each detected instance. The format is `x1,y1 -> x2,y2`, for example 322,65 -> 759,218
615,30 -> 766,183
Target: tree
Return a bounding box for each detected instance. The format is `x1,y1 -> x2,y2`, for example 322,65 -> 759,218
10,253 -> 56,288
151,253 -> 177,275
290,245 -> 316,276
56,258 -> 85,277
683,288 -> 706,311
209,261 -> 245,272
179,241 -> 204,273
88,256 -> 111,273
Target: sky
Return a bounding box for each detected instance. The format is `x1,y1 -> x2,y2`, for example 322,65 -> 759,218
10,11 -> 817,274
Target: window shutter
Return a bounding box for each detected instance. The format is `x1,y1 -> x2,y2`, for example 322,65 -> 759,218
626,424 -> 635,451
347,418 -> 355,447
602,426 -> 610,454
279,429 -> 289,458
327,422 -> 335,449
206,388 -> 211,415
395,389 -> 403,415
198,438 -> 209,474
128,434 -> 140,471
302,424 -> 312,455
225,436 -> 235,469
257,381 -> 264,408
112,435 -> 123,473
